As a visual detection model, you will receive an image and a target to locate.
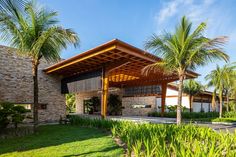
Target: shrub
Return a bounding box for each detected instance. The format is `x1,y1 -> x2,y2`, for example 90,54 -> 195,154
148,111 -> 219,119
69,115 -> 236,156
223,111 -> 236,118
0,102 -> 29,130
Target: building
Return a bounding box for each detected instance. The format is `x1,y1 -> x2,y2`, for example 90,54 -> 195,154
0,39 -> 200,122
159,84 -> 219,113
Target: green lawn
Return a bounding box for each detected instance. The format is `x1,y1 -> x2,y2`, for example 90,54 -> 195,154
0,125 -> 123,157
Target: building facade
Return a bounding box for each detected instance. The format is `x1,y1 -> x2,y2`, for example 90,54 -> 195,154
0,46 -> 66,122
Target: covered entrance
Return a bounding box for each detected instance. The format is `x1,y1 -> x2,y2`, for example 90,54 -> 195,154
44,39 -> 197,118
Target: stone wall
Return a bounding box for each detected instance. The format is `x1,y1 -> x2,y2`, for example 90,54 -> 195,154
0,45 -> 66,122
75,89 -> 157,116
75,91 -> 100,114
122,96 -> 156,116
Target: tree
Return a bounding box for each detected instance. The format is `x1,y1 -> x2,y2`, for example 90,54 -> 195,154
206,63 -> 236,117
223,63 -> 236,111
143,16 -> 229,124
0,0 -> 26,13
0,1 -> 79,131
183,80 -> 203,112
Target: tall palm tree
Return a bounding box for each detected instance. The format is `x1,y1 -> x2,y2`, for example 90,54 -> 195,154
223,63 -> 236,111
0,1 -> 79,131
206,63 -> 236,116
183,80 -> 203,112
143,16 -> 229,124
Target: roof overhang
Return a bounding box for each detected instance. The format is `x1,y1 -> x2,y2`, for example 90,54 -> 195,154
44,39 -> 199,87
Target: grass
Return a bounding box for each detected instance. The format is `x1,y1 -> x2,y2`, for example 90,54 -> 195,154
186,118 -> 236,123
0,125 -> 123,157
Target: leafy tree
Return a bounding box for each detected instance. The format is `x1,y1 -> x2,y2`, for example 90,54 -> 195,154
143,16 -> 229,124
183,80 -> 203,112
0,1 -> 79,131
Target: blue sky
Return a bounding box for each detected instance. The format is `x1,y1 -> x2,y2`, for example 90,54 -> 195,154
22,0 -> 236,83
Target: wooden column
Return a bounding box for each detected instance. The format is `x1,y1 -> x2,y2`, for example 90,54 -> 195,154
161,83 -> 167,116
101,67 -> 109,118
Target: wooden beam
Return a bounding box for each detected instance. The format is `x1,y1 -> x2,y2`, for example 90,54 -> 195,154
45,45 -> 116,74
101,67 -> 109,118
161,83 -> 167,116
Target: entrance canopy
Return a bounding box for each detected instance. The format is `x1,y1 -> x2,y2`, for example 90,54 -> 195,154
44,39 -> 199,118
44,39 -> 198,88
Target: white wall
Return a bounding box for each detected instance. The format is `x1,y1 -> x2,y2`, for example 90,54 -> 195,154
192,102 -> 211,112
156,96 -> 190,112
157,87 -> 220,113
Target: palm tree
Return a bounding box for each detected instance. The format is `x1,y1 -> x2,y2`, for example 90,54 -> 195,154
0,0 -> 26,13
183,80 -> 203,112
0,1 -> 79,131
143,16 -> 229,124
223,63 -> 236,111
206,63 -> 236,117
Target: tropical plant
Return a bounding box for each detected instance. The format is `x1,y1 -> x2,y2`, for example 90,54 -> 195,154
183,79 -> 203,112
66,94 -> 76,113
70,115 -> 236,156
0,0 -> 26,13
0,1 -> 79,131
108,94 -> 122,116
223,63 -> 236,111
143,16 -> 229,124
0,102 -> 29,129
206,63 -> 236,117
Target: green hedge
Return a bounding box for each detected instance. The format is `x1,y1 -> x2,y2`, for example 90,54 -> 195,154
69,115 -> 236,156
148,111 -> 219,119
223,112 -> 236,118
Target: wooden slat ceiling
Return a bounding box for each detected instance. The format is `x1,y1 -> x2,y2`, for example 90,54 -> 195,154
44,39 -> 199,87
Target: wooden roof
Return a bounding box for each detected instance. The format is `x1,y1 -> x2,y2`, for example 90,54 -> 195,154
44,39 -> 199,87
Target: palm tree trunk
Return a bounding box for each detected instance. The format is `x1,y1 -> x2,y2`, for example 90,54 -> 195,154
189,95 -> 193,112
32,60 -> 39,132
177,73 -> 184,124
219,91 -> 223,118
211,90 -> 216,112
226,92 -> 229,112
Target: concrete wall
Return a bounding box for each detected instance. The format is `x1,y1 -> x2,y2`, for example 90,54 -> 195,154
0,46 -> 66,122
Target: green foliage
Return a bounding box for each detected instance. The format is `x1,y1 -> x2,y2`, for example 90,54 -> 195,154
108,94 -> 122,115
69,115 -> 236,156
223,111 -> 236,118
143,16 -> 229,123
65,94 -> 75,113
205,63 -> 236,116
0,102 -> 29,129
148,111 -> 219,119
212,118 -> 236,123
183,80 -> 203,96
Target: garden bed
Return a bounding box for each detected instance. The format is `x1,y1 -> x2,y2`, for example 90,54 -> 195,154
69,115 -> 236,156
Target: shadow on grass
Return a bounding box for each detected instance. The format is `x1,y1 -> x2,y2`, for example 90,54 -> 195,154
0,125 -> 117,155
63,145 -> 121,157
